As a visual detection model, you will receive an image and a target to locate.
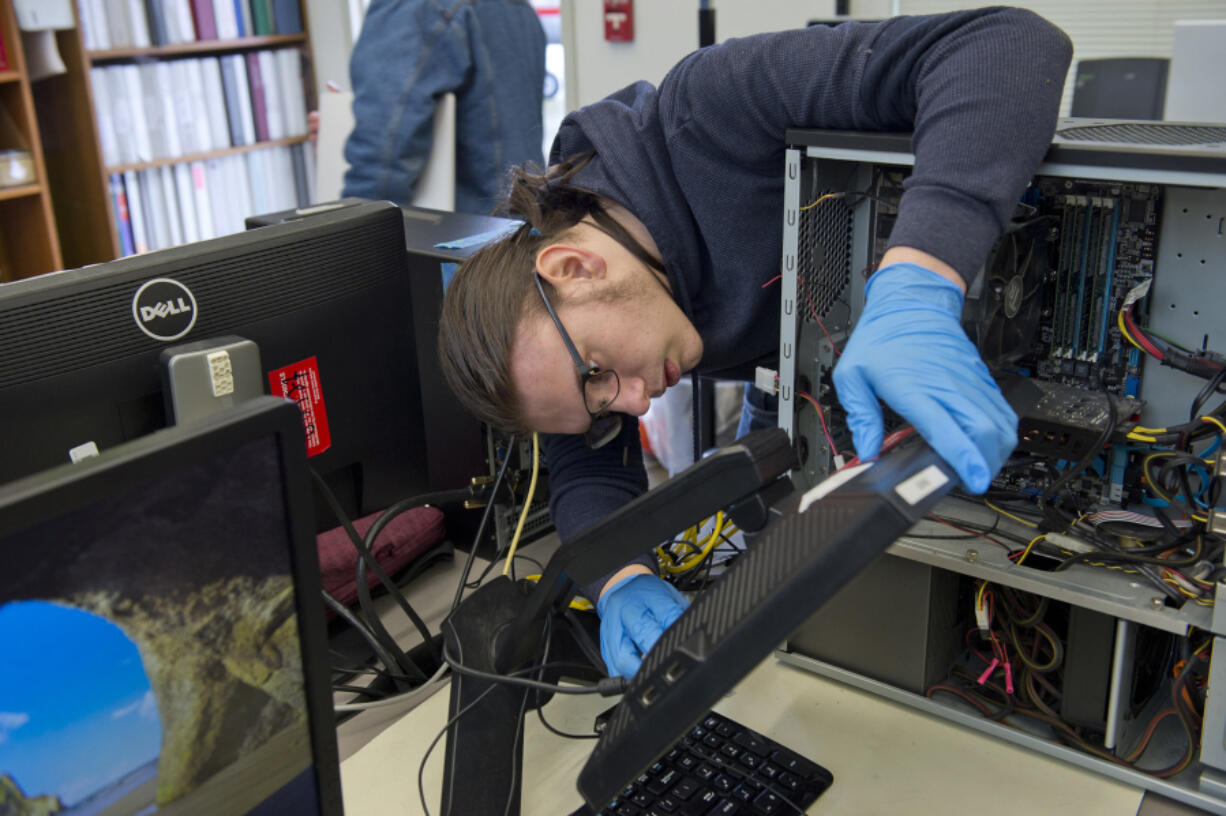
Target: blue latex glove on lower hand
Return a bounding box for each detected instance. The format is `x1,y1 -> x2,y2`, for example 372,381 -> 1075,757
832,262 -> 1018,493
596,573 -> 689,678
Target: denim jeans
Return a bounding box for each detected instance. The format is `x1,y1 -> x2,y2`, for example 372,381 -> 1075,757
736,384 -> 778,439
343,0 -> 546,215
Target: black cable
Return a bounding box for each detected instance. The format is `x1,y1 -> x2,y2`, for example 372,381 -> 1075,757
453,434 -> 518,612
354,489 -> 465,665
310,469 -> 430,681
442,640 -> 627,696
1190,367 -> 1226,422
320,588 -> 422,685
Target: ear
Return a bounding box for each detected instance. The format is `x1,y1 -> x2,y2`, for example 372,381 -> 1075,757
535,242 -> 607,299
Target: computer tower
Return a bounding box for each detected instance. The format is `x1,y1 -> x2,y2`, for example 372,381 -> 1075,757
773,120 -> 1226,811
783,554 -> 961,694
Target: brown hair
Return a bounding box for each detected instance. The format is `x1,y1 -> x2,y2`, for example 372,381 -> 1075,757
438,153 -> 664,432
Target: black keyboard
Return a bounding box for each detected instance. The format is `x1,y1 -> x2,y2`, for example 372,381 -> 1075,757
578,710 -> 833,815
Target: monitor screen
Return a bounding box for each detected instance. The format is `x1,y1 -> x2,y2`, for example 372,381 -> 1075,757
0,397 -> 342,815
0,200 -> 427,530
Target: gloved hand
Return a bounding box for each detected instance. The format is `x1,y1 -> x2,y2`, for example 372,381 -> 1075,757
832,262 -> 1017,493
596,573 -> 689,678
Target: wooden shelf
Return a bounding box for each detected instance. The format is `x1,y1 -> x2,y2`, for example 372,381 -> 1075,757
0,0 -> 62,280
87,34 -> 307,63
0,182 -> 42,201
106,136 -> 311,174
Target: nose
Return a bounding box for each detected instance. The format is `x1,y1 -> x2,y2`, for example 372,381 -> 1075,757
611,377 -> 651,417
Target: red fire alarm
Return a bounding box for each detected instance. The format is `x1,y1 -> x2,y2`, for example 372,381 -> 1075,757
604,0 -> 633,42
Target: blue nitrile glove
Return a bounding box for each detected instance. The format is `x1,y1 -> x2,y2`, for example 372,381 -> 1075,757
596,573 -> 689,678
832,262 -> 1018,493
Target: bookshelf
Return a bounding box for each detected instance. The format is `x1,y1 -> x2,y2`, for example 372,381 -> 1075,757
30,0 -> 315,271
0,0 -> 64,281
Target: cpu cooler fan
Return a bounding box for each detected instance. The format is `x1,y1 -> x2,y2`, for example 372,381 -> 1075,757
963,219 -> 1051,370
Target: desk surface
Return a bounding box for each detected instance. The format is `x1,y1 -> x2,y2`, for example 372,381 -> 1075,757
340,656 -> 1145,815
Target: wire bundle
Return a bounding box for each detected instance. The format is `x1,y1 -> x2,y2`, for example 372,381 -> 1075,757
928,584 -> 1210,780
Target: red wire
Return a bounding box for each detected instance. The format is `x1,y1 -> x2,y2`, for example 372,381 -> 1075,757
761,274 -> 781,289
797,390 -> 839,457
1124,307 -> 1164,360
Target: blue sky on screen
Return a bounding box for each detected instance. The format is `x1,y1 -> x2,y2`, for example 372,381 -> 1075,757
0,600 -> 161,806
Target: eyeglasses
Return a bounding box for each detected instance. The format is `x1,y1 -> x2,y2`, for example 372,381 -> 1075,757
533,273 -> 623,448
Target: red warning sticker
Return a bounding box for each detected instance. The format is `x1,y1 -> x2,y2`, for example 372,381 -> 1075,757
268,356 -> 332,457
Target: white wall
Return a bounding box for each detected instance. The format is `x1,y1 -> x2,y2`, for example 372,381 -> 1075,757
897,1 -> 1226,116
561,0 -> 893,110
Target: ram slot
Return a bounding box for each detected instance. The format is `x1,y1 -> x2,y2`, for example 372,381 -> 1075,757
1088,198 -> 1119,361
1053,197 -> 1085,357
1075,197 -> 1105,359
1068,196 -> 1092,357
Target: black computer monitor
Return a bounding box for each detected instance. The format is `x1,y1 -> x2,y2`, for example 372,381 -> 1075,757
1071,57 -> 1169,121
0,200 -> 427,529
0,397 -> 342,814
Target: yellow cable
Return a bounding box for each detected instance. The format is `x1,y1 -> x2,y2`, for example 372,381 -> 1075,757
502,432 -> 540,576
799,192 -> 840,212
985,500 -> 1039,529
1143,451 -> 1208,523
1201,415 -> 1226,438
1015,534 -> 1047,566
1127,433 -> 1159,443
1118,310 -> 1146,354
522,574 -> 594,611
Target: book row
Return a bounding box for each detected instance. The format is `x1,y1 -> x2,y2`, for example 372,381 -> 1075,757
108,142 -> 313,256
77,0 -> 303,51
89,48 -> 309,168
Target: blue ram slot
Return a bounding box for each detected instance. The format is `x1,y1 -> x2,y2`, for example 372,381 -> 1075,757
1094,201 -> 1121,357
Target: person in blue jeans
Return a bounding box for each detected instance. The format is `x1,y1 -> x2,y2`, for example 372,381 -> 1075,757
342,0 -> 546,215
438,9 -> 1073,677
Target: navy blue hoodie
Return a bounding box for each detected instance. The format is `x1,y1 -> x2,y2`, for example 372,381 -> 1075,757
540,7 -> 1072,597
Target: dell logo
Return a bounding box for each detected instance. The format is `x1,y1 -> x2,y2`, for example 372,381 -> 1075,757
139,298 -> 193,322
132,278 -> 198,341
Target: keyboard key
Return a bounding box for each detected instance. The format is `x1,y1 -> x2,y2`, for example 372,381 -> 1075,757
752,790 -> 784,814
671,779 -> 700,801
758,763 -> 779,780
677,753 -> 699,771
703,716 -> 722,730
711,801 -> 740,816
659,794 -> 680,812
732,730 -> 771,755
715,721 -> 737,738
770,747 -> 822,779
704,734 -> 723,749
731,785 -> 755,802
737,751 -> 761,770
693,763 -> 716,782
681,788 -> 719,816
777,772 -> 801,792
712,774 -> 735,794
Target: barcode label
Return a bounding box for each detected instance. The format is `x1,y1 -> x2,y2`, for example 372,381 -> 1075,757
894,465 -> 948,505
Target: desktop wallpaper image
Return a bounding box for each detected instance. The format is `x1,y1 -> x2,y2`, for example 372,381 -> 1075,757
0,439 -> 316,815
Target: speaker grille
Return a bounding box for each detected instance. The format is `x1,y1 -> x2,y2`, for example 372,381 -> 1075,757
796,192 -> 853,322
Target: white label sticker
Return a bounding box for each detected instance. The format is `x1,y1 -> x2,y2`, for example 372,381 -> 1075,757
69,441 -> 100,463
894,464 -> 949,506
1122,278 -> 1152,309
798,463 -> 871,513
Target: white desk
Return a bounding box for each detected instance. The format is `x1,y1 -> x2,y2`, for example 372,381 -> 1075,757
339,656 -> 1146,815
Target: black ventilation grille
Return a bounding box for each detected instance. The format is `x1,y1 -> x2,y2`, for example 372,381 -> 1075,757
592,494 -> 872,752
0,212 -> 404,388
796,192 -> 853,322
1057,122 -> 1226,146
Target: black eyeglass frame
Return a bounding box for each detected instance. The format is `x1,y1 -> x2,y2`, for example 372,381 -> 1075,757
532,273 -> 623,448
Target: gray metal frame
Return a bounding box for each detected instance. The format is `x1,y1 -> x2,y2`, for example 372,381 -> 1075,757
774,132 -> 1226,810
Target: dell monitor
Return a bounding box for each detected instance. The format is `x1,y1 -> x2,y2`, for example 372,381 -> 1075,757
0,396 -> 342,814
0,200 -> 427,529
